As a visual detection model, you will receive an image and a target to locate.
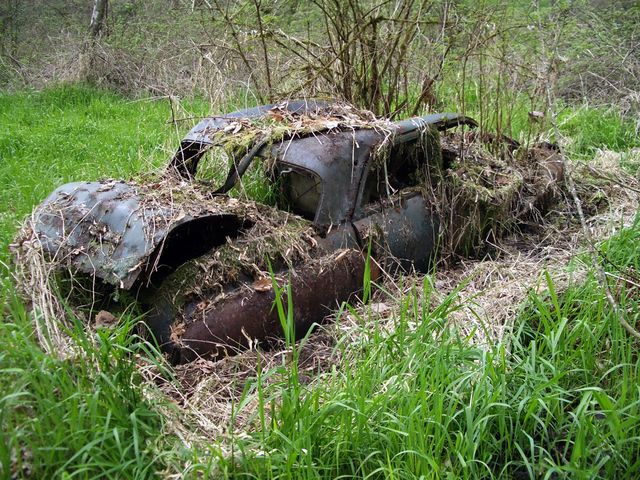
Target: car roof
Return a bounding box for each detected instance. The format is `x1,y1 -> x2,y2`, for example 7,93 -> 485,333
180,99 -> 468,147
174,101 -> 475,226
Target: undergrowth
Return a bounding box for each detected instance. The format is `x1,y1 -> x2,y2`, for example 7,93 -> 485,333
0,298 -> 168,478
1,85 -> 639,478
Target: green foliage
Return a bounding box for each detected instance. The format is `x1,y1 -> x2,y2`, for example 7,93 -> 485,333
557,106 -> 640,159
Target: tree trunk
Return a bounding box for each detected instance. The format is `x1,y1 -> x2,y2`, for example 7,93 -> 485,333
89,0 -> 108,39
82,0 -> 108,83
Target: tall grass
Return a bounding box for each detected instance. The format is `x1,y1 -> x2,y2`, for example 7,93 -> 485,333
1,85 -> 639,478
0,294 -> 168,478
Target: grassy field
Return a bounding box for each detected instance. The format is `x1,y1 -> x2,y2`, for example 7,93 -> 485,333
1,85 -> 640,479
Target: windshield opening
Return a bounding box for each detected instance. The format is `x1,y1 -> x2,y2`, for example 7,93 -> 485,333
194,147 -> 277,204
194,146 -> 230,183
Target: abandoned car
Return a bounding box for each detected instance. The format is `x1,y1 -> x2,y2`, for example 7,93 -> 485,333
24,100 -> 562,363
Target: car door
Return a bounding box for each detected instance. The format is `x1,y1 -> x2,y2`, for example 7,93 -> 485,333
352,129 -> 441,272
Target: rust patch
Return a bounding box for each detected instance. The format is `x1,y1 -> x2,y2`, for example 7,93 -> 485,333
175,249 -> 377,363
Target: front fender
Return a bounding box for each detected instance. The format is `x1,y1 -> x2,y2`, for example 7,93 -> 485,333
31,180 -> 253,289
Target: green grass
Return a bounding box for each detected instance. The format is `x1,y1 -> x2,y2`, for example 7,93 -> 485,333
557,106 -> 640,161
1,84 -> 639,478
436,82 -> 640,161
0,300 -> 167,478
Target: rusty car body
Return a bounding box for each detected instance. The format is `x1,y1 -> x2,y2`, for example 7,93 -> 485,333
29,100 -> 504,363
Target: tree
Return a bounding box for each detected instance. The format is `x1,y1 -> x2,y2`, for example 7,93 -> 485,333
89,0 -> 108,39
82,0 -> 108,83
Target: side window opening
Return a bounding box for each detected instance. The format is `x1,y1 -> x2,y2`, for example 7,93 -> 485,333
276,167 -> 322,221
185,144 -> 323,221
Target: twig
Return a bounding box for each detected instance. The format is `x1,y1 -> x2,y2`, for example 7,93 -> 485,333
587,165 -> 640,195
